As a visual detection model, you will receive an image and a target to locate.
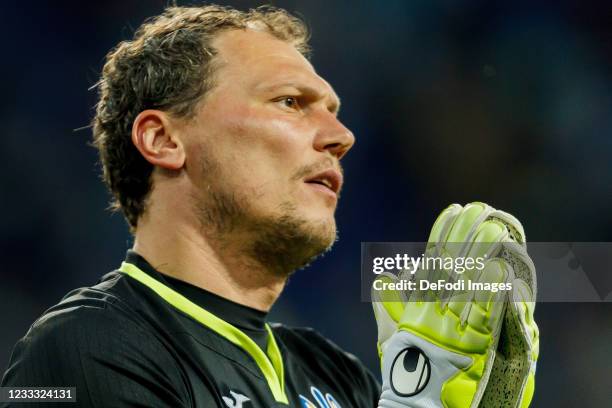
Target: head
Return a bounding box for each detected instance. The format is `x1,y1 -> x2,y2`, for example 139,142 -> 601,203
93,5 -> 354,275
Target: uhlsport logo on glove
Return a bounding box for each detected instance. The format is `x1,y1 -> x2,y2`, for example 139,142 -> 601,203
390,347 -> 430,396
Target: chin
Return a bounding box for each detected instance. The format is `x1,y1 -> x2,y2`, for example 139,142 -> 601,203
316,217 -> 338,245
248,207 -> 338,276
298,208 -> 337,245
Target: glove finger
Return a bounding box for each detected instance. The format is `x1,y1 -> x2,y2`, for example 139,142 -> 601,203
502,241 -> 537,298
463,220 -> 508,280
486,207 -> 535,297
468,259 -> 509,334
372,273 -> 406,347
431,203 -> 497,305
488,209 -> 526,244
427,203 -> 463,257
372,272 -> 406,314
510,279 -> 539,355
438,220 -> 508,311
373,300 -> 400,348
445,202 -> 495,257
442,215 -> 506,322
446,294 -> 472,328
468,220 -> 508,257
435,204 -> 505,314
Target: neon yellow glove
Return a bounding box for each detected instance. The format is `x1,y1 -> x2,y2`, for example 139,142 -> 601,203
373,202 -> 538,408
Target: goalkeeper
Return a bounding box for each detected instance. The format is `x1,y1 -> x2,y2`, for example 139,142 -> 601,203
1,4 -> 537,408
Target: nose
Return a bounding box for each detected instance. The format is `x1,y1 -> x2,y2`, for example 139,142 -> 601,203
312,112 -> 355,160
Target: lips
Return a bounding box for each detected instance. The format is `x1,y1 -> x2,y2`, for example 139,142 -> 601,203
304,169 -> 343,195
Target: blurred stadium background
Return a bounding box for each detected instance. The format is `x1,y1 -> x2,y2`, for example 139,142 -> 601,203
1,0 -> 611,406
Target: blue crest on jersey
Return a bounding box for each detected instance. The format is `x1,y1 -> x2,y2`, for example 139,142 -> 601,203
299,386 -> 342,408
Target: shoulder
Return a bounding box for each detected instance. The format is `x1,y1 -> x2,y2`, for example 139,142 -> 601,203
6,276 -> 172,376
10,269 -> 181,364
20,271 -> 151,341
19,291 -> 146,352
2,272 -> 190,407
271,323 -> 381,389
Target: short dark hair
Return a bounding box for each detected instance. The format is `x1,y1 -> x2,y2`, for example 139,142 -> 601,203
92,4 -> 310,229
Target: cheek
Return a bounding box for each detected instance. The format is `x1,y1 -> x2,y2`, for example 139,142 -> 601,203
193,102 -> 316,199
229,107 -> 307,148
219,107 -> 313,170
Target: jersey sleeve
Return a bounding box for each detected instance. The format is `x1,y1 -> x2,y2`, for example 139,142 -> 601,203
1,303 -> 192,408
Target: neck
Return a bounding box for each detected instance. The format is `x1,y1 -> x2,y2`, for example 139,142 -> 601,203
132,211 -> 287,312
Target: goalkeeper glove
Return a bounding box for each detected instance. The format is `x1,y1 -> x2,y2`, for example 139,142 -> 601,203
373,202 -> 538,408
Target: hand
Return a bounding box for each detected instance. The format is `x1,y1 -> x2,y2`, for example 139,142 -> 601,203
373,202 -> 538,408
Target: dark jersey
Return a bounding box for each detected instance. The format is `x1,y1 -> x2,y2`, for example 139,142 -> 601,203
1,251 -> 380,407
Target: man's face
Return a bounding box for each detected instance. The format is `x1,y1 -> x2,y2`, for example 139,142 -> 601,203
181,29 -> 354,274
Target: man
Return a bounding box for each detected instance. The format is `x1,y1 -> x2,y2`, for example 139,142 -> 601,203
1,5 -> 537,408
2,5 -> 374,407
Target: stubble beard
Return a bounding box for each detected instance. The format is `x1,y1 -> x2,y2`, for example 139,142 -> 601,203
193,165 -> 337,277
247,200 -> 337,277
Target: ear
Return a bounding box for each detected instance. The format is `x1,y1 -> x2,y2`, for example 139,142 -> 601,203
131,110 -> 185,170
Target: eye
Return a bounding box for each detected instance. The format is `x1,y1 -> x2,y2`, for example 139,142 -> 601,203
275,96 -> 300,111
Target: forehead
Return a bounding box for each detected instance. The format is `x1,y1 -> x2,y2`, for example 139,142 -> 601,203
211,29 -> 337,99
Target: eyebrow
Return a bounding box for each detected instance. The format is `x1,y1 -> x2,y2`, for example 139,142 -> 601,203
258,82 -> 342,115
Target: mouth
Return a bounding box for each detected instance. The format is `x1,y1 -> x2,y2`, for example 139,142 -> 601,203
304,169 -> 343,197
